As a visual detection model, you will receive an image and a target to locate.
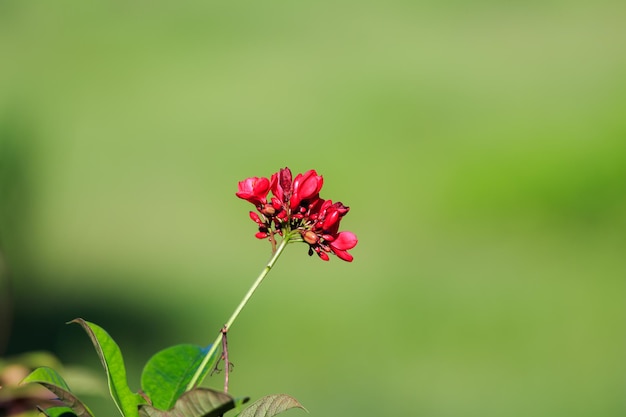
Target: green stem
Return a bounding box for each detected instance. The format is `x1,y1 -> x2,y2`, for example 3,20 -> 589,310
186,235 -> 292,391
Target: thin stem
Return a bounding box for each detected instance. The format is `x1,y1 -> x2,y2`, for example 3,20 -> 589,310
186,235 -> 292,391
221,326 -> 229,393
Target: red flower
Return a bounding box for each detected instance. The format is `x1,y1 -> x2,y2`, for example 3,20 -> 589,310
290,170 -> 323,211
329,231 -> 358,262
236,176 -> 270,207
236,167 -> 357,262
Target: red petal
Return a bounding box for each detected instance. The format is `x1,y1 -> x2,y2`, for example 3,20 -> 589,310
297,170 -> 322,200
333,249 -> 353,262
253,177 -> 270,196
290,170 -> 323,210
330,231 -> 358,250
236,176 -> 270,205
322,210 -> 340,231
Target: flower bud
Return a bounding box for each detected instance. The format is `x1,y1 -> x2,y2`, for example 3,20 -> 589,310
261,204 -> 275,216
255,231 -> 269,239
303,230 -> 319,245
249,211 -> 262,224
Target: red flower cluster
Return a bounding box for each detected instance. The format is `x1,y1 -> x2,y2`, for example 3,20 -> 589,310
236,167 -> 358,262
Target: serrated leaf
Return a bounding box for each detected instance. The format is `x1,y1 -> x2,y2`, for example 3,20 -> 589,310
21,366 -> 94,417
70,318 -> 146,417
138,388 -> 241,417
141,344 -> 216,410
239,394 -> 306,417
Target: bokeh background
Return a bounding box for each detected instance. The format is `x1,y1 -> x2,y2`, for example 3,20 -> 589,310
1,1 -> 625,416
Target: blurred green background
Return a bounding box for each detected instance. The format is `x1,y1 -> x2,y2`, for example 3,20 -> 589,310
1,1 -> 625,416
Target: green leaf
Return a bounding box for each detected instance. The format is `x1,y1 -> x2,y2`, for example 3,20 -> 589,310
70,318 -> 146,417
21,366 -> 94,417
232,396 -> 250,416
239,394 -> 306,417
138,388 -> 241,417
141,344 -> 217,410
37,406 -> 79,417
